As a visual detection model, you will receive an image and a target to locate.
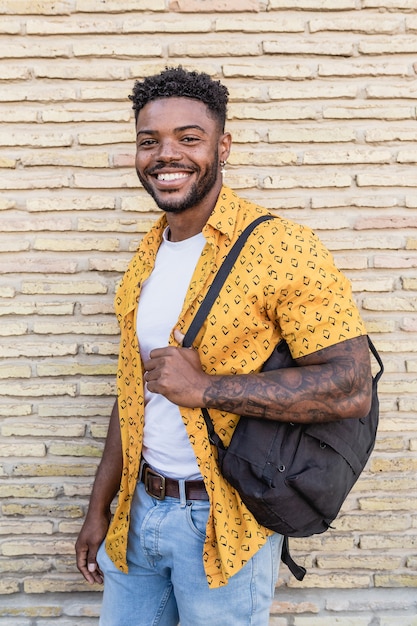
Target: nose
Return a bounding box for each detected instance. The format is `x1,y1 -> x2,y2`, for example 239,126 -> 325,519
156,138 -> 181,162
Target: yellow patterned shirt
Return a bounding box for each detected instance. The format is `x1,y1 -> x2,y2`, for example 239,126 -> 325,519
106,186 -> 366,588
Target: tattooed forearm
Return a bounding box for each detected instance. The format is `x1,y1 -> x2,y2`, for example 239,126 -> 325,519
202,335 -> 372,424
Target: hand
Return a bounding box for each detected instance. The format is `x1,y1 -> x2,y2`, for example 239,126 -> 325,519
75,511 -> 110,584
143,330 -> 208,407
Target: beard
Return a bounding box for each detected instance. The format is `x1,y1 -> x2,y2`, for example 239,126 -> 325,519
136,149 -> 219,214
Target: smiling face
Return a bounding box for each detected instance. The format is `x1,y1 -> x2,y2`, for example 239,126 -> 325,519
135,97 -> 231,216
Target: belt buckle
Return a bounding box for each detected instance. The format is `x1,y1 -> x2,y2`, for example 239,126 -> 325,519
144,466 -> 166,500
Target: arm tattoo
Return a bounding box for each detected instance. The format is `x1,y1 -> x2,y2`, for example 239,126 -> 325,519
202,336 -> 372,424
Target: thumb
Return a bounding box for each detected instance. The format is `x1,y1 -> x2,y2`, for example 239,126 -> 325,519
174,328 -> 185,346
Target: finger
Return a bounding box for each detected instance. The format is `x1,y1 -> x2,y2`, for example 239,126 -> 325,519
76,547 -> 95,584
87,560 -> 104,585
174,328 -> 185,345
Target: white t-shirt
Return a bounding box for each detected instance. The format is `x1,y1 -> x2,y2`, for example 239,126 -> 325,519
136,227 -> 206,480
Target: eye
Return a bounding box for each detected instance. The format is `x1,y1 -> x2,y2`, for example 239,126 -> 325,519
181,136 -> 200,143
138,138 -> 157,147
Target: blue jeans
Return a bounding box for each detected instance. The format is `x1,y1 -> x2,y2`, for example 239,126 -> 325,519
97,480 -> 283,626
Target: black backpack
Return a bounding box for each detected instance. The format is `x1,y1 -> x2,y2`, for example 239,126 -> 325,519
183,215 -> 383,580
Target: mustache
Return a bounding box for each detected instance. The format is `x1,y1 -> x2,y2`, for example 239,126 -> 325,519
146,163 -> 195,176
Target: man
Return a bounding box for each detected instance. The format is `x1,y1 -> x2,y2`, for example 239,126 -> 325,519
76,67 -> 372,626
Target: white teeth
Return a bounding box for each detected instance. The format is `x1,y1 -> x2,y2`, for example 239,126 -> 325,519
157,172 -> 189,181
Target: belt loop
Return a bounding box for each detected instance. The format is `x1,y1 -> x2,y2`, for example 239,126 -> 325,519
178,479 -> 187,507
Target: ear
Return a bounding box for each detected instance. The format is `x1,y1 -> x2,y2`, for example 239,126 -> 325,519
219,132 -> 232,163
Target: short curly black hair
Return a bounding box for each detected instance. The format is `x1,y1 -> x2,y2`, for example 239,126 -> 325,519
129,66 -> 229,131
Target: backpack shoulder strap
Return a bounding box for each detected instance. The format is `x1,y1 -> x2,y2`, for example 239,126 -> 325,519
183,214 -> 275,348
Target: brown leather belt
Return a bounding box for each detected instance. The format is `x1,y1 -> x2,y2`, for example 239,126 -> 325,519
140,461 -> 208,501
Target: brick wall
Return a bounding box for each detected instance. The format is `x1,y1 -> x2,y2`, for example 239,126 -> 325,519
0,0 -> 416,624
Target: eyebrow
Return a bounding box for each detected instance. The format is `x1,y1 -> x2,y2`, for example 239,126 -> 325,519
136,124 -> 208,137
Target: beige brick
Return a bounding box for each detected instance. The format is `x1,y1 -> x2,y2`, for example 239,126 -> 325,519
0,0 -> 72,13
229,150 -> 297,167
0,443 -> 45,457
334,513 -> 411,532
0,258 -> 77,274
78,216 -> 155,232
2,540 -> 74,557
0,404 -> 31,417
21,280 -> 108,295
0,484 -> 58,499
33,321 -> 119,335
120,195 -> 159,212
170,40 -> 260,57
37,362 -> 116,377
0,84 -> 78,102
0,521 -> 53,535
360,496 -> 417,512
1,422 -> 85,437
360,37 -> 417,55
318,61 -> 409,77
0,364 -> 31,379
39,402 -> 112,418
48,442 -> 103,457
21,150 -> 109,168
12,463 -> 97,477
1,216 -> 72,232
304,149 -> 391,165
270,83 -> 357,100
325,105 -> 414,120
269,0 -> 355,6
223,62 -> 314,80
263,173 -> 351,189
42,107 -> 130,123
90,423 -> 109,438
216,17 -> 304,33
122,15 -> 212,33
356,216 -> 417,230
269,127 -> 356,143
0,19 -> 20,34
83,341 -> 119,355
78,128 -> 133,146
74,170 -> 137,189
26,195 -> 115,212
0,239 -> 30,252
0,302 -> 74,316
79,381 -> 117,396
0,342 -> 77,358
76,0 -> 164,10
34,61 -> 126,81
360,534 -> 417,550
231,104 -> 317,121
316,554 -> 403,570
264,39 -> 354,56
64,483 -> 97,497
0,155 -> 16,168
288,572 -> 372,589
169,0 -> 258,10
33,237 -> 120,252
0,381 -> 77,397
24,576 -> 102,593
0,171 -> 69,190
0,131 -> 72,148
270,599 -> 319,615
0,199 -> 16,211
375,573 -> 417,588
81,302 -> 115,315
73,39 -> 163,58
0,578 -> 19,594
310,16 -> 402,34
367,128 -> 417,142
3,503 -> 83,518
